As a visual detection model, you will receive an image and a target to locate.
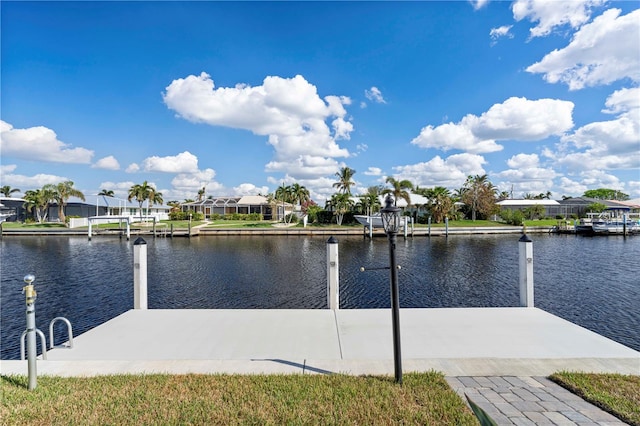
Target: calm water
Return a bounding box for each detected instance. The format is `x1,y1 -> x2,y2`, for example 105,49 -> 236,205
1,233 -> 639,359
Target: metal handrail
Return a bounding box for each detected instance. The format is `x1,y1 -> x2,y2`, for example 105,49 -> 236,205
49,317 -> 74,349
20,329 -> 47,360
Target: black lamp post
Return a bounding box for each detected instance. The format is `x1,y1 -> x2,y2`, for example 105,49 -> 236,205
380,194 -> 402,384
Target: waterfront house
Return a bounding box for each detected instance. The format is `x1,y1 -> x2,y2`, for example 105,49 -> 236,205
48,196 -> 171,225
181,195 -> 289,221
0,197 -> 27,222
556,197 -> 638,219
497,199 -> 562,218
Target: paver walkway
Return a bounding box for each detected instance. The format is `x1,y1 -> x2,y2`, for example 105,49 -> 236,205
446,376 -> 627,425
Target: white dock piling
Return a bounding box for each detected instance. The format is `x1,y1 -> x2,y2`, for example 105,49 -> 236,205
518,234 -> 534,307
327,236 -> 339,310
133,237 -> 148,309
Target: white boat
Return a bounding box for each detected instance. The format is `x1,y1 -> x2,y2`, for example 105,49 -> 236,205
592,219 -> 639,235
354,214 -> 411,230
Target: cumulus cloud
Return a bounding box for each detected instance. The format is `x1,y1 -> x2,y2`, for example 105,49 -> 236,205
170,168 -> 222,195
411,97 -> 574,153
392,153 -> 487,189
0,171 -> 69,190
526,8 -> 640,90
265,155 -> 342,179
470,0 -> 490,11
233,183 -> 269,196
555,88 -> 640,171
364,167 -> 383,176
126,163 -> 140,173
490,25 -> 513,45
512,0 -> 606,38
496,153 -> 558,195
364,87 -> 386,104
92,156 -> 120,170
163,73 -> 352,183
0,120 -> 93,164
141,151 -> 199,173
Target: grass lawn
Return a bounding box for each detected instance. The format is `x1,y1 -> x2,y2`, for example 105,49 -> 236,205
550,372 -> 640,426
1,372 -> 478,425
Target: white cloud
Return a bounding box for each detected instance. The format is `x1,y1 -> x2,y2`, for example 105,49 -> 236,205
526,8 -> 640,90
170,168 -> 223,197
512,0 -> 606,38
496,153 -> 558,195
0,171 -> 69,190
0,120 -> 93,164
490,25 -> 513,45
233,183 -> 269,196
163,73 -> 352,183
141,151 -> 199,173
126,163 -> 140,173
470,0 -> 490,11
92,155 -> 120,170
392,153 -> 487,189
364,167 -> 383,176
506,153 -> 540,169
1,164 -> 17,174
411,97 -> 574,153
265,155 -> 342,179
555,89 -> 640,171
364,87 -> 386,104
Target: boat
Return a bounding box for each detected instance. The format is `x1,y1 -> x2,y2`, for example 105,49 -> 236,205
592,219 -> 639,235
354,214 -> 411,230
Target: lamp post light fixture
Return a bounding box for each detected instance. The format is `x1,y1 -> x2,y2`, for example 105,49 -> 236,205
380,194 -> 403,384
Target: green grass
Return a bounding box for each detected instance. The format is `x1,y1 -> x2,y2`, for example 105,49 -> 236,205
0,222 -> 67,229
1,372 -> 478,425
550,372 -> 640,426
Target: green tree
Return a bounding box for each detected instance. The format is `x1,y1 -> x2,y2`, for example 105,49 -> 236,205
583,188 -> 629,201
48,181 -> 85,223
523,204 -> 545,220
382,177 -> 413,207
586,202 -> 607,213
357,190 -> 382,216
128,181 -> 163,222
23,187 -> 56,223
291,183 -> 311,208
333,167 -> 356,195
197,187 -> 206,201
327,192 -> 353,225
1,186 -> 21,197
461,174 -> 497,221
98,189 -> 114,197
424,186 -> 454,223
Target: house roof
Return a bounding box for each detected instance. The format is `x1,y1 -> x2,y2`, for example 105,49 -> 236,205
497,199 -> 560,206
61,196 -> 171,210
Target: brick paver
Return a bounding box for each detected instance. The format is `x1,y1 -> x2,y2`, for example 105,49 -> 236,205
446,376 -> 628,425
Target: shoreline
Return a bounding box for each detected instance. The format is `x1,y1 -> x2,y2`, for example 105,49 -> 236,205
0,225 -> 554,237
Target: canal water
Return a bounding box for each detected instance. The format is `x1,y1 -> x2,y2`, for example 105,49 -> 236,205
1,233 -> 639,359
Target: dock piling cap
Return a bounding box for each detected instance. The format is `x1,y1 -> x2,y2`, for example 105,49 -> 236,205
133,237 -> 147,245
327,236 -> 338,244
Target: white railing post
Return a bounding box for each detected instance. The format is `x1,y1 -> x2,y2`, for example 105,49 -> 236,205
327,236 -> 339,310
133,237 -> 148,309
518,234 -> 534,307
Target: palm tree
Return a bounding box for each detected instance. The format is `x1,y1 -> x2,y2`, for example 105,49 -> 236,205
291,183 -> 310,209
197,187 -> 206,201
1,186 -> 20,197
461,174 -> 497,221
382,177 -> 413,206
128,181 -> 163,222
98,189 -> 114,197
23,187 -> 56,223
357,188 -> 382,216
327,192 -> 353,225
333,167 -> 356,195
275,183 -> 296,223
48,181 -> 85,223
425,186 -> 454,223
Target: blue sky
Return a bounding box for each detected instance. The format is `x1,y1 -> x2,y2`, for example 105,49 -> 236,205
1,0 -> 639,203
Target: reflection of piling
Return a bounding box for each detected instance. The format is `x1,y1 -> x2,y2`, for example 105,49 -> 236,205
134,237 -> 148,309
327,236 -> 339,310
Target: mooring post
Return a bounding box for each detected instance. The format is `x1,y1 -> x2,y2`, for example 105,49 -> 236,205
445,217 -> 449,237
133,237 -> 148,309
326,236 -> 339,310
428,216 -> 431,237
22,274 -> 38,390
518,233 -> 534,307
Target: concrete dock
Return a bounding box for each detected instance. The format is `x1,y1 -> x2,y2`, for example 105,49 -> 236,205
2,307 -> 637,377
2,307 -> 638,425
